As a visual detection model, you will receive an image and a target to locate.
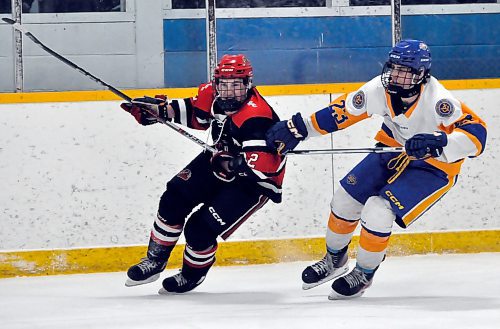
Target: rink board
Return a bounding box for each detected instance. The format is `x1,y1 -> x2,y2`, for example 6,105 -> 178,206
1,230 -> 499,279
1,80 -> 498,279
1,78 -> 499,104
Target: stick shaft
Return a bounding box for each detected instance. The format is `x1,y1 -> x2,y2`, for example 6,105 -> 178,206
2,18 -> 216,153
0,18 -> 401,157
287,147 -> 404,155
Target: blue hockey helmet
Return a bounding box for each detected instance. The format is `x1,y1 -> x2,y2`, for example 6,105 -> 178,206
382,39 -> 432,97
389,39 -> 431,72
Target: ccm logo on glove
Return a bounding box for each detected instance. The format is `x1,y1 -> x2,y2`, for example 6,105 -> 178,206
265,112 -> 308,155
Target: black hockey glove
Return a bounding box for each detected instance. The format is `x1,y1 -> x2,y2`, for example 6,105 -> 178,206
210,151 -> 244,182
405,131 -> 448,159
120,103 -> 158,126
265,113 -> 308,155
131,95 -> 169,121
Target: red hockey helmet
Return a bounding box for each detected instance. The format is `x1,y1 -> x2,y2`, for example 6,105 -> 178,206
213,54 -> 253,114
214,54 -> 253,81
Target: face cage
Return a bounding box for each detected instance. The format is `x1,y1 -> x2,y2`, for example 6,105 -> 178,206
381,62 -> 426,97
214,77 -> 252,113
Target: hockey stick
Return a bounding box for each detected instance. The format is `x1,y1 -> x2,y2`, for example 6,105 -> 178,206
287,146 -> 403,155
2,17 -> 217,154
2,18 -> 403,157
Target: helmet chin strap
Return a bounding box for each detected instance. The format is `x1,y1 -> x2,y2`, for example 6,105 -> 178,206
387,71 -> 426,99
387,84 -> 421,98
214,85 -> 253,115
215,96 -> 243,115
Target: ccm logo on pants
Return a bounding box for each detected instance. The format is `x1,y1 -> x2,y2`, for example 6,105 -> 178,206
209,207 -> 226,225
385,190 -> 405,210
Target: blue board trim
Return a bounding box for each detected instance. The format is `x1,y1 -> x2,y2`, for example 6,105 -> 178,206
163,14 -> 500,87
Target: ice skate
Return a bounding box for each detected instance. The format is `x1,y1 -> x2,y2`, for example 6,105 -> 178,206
302,246 -> 349,290
158,271 -> 206,294
328,265 -> 375,300
125,257 -> 167,287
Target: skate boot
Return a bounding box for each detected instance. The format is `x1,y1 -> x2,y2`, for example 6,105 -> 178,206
125,257 -> 167,287
302,246 -> 349,290
328,264 -> 376,300
158,271 -> 206,294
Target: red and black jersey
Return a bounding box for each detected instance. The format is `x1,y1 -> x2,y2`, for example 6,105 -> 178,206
168,82 -> 286,203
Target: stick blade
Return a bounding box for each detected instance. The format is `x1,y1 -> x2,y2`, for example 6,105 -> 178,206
2,17 -> 15,25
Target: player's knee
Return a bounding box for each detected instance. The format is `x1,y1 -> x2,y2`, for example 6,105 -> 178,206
157,181 -> 194,225
330,186 -> 363,221
361,196 -> 395,234
157,191 -> 181,224
184,213 -> 218,251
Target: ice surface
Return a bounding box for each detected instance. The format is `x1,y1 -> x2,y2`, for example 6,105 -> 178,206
1,253 -> 499,329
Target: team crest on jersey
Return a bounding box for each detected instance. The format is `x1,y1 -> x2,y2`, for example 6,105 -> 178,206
352,91 -> 365,110
177,169 -> 192,181
247,101 -> 257,108
435,99 -> 454,117
346,174 -> 357,185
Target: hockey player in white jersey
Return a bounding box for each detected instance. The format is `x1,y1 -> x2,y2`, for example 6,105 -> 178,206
265,39 -> 487,299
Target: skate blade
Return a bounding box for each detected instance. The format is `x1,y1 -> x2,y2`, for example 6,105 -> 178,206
157,276 -> 206,295
125,273 -> 161,287
302,265 -> 349,290
328,290 -> 365,300
157,287 -> 192,295
158,288 -> 176,295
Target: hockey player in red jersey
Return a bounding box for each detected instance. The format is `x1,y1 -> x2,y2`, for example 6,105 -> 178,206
120,54 -> 286,294
266,40 -> 487,299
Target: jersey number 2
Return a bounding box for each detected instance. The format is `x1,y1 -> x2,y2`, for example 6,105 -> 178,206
247,153 -> 259,168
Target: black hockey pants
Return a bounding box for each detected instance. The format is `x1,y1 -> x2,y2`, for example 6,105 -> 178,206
156,151 -> 268,278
